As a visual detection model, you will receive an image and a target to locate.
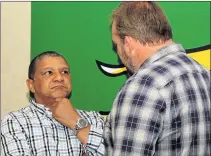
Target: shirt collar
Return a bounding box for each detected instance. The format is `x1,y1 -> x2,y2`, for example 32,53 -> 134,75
30,99 -> 52,118
139,43 -> 186,70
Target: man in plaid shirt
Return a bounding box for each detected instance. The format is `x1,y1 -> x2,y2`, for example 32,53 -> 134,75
1,51 -> 105,155
103,2 -> 210,156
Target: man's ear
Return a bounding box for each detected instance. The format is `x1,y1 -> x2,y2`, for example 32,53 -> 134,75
124,36 -> 136,55
123,36 -> 131,53
26,79 -> 35,93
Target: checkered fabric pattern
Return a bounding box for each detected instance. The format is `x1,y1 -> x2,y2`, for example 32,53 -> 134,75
1,100 -> 105,156
104,44 -> 210,156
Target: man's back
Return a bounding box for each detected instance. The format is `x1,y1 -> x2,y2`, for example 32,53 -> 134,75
148,45 -> 210,155
104,44 -> 210,155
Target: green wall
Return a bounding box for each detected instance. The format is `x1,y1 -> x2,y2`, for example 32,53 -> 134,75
31,2 -> 210,112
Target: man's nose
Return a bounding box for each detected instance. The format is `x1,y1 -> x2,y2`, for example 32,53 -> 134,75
53,72 -> 64,81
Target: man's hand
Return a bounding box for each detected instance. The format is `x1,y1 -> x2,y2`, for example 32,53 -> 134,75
49,98 -> 90,144
49,98 -> 80,129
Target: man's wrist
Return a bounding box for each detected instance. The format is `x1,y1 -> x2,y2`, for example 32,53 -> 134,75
73,117 -> 89,136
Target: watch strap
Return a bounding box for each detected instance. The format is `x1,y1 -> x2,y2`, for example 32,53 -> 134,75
73,124 -> 79,136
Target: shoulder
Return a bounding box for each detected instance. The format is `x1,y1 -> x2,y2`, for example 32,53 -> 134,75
76,110 -> 104,124
115,62 -> 173,102
133,52 -> 204,89
1,104 -> 33,126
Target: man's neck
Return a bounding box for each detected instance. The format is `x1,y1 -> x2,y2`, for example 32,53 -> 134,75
135,39 -> 174,72
34,97 -> 55,109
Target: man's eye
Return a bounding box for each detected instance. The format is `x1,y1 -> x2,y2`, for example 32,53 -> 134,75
43,71 -> 53,75
61,70 -> 69,75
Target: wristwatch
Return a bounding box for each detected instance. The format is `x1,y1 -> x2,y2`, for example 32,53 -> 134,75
73,118 -> 89,136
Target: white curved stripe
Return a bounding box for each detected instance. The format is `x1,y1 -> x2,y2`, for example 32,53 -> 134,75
101,65 -> 126,74
101,66 -> 118,73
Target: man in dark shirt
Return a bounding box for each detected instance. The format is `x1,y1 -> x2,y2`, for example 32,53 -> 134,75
103,2 -> 210,155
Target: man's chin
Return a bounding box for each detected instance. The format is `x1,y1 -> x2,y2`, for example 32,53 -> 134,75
51,92 -> 70,99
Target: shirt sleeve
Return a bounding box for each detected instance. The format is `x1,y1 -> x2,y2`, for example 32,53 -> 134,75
1,114 -> 31,156
111,79 -> 166,155
82,111 -> 105,156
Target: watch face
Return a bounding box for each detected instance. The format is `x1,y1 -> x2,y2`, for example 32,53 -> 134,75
78,118 -> 88,128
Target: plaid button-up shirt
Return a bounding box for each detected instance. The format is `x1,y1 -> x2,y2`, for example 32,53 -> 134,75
104,44 -> 210,156
1,100 -> 105,156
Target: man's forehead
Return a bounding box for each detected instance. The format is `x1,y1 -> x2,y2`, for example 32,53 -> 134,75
35,56 -> 69,69
37,56 -> 66,63
111,22 -> 116,33
111,22 -> 119,39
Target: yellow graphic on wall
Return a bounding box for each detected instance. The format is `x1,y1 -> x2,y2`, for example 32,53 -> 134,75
96,45 -> 210,77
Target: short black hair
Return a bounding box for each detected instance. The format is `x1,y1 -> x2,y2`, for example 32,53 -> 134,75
28,51 -> 68,80
28,51 -> 68,98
